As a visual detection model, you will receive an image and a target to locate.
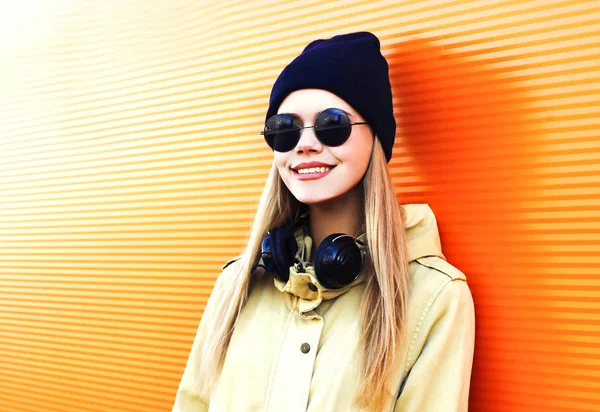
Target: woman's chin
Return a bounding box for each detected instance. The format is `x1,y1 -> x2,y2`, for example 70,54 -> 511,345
294,193 -> 338,205
290,186 -> 354,206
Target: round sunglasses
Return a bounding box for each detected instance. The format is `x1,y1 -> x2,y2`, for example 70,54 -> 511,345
261,108 -> 369,152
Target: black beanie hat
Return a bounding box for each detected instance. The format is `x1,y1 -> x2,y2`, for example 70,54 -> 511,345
266,31 -> 396,162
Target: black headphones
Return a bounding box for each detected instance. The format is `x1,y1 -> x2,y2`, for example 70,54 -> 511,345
252,225 -> 367,289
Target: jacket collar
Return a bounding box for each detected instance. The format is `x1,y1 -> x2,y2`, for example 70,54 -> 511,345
272,203 -> 445,315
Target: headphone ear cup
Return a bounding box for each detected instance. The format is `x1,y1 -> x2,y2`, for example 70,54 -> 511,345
268,226 -> 298,282
315,233 -> 363,289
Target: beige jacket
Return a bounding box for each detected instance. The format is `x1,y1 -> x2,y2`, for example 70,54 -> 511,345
172,204 -> 475,411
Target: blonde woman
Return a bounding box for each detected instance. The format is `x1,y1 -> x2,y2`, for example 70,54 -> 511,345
172,32 -> 475,412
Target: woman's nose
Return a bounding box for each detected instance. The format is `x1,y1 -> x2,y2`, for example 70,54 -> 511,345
295,127 -> 323,154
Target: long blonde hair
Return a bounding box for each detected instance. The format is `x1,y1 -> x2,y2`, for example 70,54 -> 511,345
196,138 -> 410,411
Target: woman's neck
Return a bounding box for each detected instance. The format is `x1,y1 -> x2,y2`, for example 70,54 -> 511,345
306,184 -> 364,261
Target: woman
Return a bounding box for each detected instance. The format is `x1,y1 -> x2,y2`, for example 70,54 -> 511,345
172,31 -> 475,412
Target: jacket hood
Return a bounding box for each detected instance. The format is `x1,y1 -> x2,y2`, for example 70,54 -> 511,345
402,203 -> 446,263
291,203 -> 445,265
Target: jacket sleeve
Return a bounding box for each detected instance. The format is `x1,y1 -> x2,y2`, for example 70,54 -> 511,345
394,279 -> 476,412
171,258 -> 240,412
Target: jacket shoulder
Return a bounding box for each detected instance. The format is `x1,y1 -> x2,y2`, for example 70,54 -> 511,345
210,255 -> 244,295
222,255 -> 243,270
401,256 -> 474,380
414,256 -> 467,282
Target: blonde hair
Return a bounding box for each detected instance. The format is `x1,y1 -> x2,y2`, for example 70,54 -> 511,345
196,138 -> 410,411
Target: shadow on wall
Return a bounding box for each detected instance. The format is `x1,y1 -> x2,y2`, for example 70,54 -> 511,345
388,37 -> 551,411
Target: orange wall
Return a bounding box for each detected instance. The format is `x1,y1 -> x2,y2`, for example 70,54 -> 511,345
0,1 -> 598,411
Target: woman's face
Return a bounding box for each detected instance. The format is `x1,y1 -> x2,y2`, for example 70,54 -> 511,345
273,89 -> 374,205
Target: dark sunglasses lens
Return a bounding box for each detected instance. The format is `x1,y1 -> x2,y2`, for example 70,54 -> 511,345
264,115 -> 300,152
314,108 -> 352,146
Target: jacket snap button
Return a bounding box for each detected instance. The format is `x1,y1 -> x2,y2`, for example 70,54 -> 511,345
308,283 -> 317,292
300,343 -> 311,354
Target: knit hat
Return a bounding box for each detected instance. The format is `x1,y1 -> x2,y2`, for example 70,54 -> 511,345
265,31 -> 396,162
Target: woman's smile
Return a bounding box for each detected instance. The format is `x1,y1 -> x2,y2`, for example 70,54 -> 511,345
291,162 -> 337,181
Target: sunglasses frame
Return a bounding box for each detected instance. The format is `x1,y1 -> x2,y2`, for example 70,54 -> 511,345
261,108 -> 369,152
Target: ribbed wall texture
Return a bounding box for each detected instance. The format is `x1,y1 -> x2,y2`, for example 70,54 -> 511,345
0,1 -> 598,411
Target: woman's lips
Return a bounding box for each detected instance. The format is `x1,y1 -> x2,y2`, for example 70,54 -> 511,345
291,166 -> 336,181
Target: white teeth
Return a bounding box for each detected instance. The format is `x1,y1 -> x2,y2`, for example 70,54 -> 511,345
297,166 -> 331,175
